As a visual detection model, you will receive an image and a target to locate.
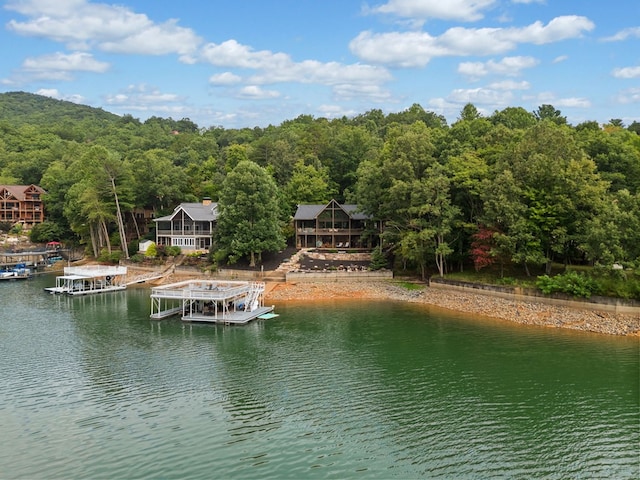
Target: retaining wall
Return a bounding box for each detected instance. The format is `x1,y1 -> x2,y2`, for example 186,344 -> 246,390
429,278 -> 640,315
286,270 -> 393,283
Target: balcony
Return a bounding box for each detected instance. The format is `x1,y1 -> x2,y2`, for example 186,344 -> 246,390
156,229 -> 212,236
297,227 -> 363,235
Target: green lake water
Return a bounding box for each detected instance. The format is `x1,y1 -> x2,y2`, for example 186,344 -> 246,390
1,274 -> 638,479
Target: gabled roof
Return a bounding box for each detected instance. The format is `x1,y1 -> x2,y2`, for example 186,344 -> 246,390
0,184 -> 46,200
154,202 -> 219,222
293,200 -> 370,221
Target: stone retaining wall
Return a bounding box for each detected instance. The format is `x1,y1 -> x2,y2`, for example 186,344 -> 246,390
429,278 -> 640,315
286,270 -> 393,282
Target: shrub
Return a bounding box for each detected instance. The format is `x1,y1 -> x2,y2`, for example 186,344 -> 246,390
29,221 -> 64,243
145,242 -> 158,258
536,271 -> 599,298
369,248 -> 388,270
128,239 -> 140,256
129,253 -> 145,263
98,248 -> 123,264
166,246 -> 181,256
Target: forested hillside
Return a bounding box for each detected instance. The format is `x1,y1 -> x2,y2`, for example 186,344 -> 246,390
1,92 -> 638,292
0,91 -> 119,126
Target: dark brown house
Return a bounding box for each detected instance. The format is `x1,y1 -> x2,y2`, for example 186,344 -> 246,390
0,184 -> 46,227
293,199 -> 379,249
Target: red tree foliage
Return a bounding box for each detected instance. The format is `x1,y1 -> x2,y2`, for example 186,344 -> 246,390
470,226 -> 497,271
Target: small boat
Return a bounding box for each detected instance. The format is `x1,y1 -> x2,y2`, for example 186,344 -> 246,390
45,265 -> 127,295
0,263 -> 32,280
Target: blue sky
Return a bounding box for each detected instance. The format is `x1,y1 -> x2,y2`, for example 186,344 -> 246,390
1,0 -> 638,129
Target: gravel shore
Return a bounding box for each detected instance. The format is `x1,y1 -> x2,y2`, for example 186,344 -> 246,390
265,281 -> 640,336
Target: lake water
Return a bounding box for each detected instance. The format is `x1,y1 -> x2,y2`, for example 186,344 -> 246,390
1,274 -> 638,479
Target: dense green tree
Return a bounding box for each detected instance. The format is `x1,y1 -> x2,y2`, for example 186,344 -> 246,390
482,122 -> 609,274
324,125 -> 380,200
458,103 -> 482,121
490,107 -> 537,129
576,127 -> 640,193
282,161 -> 336,216
129,149 -> 190,213
533,104 -> 567,125
215,160 -> 285,267
356,122 -> 459,277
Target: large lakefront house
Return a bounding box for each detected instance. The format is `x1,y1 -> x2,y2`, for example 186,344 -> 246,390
154,198 -> 218,252
153,198 -> 380,253
293,199 -> 379,249
0,184 -> 46,227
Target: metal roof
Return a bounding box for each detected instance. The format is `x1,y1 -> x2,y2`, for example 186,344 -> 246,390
293,201 -> 370,220
154,202 -> 219,222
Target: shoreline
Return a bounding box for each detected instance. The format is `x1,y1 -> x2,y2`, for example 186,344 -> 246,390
264,280 -> 640,337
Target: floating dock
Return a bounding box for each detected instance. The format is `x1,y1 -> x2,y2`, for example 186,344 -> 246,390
45,265 -> 127,295
150,279 -> 276,325
0,263 -> 32,280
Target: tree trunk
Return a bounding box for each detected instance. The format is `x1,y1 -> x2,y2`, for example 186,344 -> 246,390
111,177 -> 129,259
101,220 -> 111,255
249,251 -> 256,267
131,211 -> 141,239
89,224 -> 98,258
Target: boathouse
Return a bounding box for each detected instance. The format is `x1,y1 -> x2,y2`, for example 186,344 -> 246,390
150,279 -> 275,324
45,266 -> 127,295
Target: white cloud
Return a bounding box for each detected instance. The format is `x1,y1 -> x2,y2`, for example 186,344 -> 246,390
5,51 -> 110,82
209,72 -> 242,85
448,87 -> 514,105
601,26 -> 640,42
554,97 -> 591,108
616,87 -> 640,104
458,56 -> 538,79
22,52 -> 109,73
5,0 -> 202,59
104,84 -> 186,108
200,40 -> 391,86
525,92 -> 591,108
350,16 -> 594,67
332,84 -> 394,102
237,86 -> 281,99
317,104 -> 358,119
612,66 -> 640,79
552,55 -> 568,63
487,80 -> 530,90
36,88 -> 85,104
366,0 -> 497,22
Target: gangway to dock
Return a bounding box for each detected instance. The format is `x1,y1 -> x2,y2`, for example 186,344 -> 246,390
150,279 -> 275,324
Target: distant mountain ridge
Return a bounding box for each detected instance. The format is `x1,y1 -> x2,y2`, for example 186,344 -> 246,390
0,91 -> 120,126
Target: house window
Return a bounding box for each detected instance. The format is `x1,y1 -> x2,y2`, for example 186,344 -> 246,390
172,237 -> 195,247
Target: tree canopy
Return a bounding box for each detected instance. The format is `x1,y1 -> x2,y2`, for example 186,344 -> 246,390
1,91 -> 638,275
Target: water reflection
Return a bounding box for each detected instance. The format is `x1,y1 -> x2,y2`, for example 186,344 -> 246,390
0,277 -> 637,479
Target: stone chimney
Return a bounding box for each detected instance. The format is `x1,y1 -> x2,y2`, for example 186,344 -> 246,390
202,197 -> 212,206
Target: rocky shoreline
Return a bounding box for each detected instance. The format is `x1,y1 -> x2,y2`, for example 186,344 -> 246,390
265,281 -> 640,337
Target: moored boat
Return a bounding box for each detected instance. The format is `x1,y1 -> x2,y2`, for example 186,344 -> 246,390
0,263 -> 32,280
